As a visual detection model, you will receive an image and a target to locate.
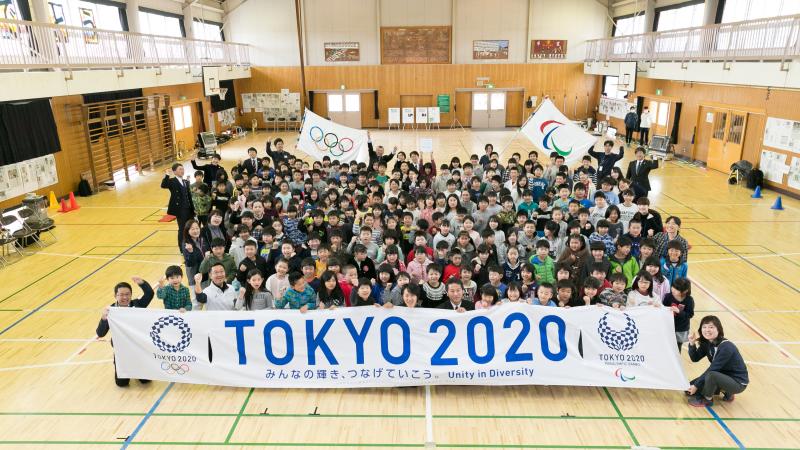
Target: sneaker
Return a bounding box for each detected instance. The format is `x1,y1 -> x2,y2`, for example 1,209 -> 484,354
688,396 -> 714,407
721,392 -> 735,402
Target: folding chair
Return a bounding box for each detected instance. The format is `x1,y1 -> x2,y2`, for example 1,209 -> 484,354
20,207 -> 56,243
0,213 -> 34,256
0,227 -> 20,267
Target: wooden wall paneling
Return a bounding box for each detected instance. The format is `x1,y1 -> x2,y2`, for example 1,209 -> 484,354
506,91 -> 524,127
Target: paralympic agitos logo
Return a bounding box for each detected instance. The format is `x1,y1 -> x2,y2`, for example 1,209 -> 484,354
539,120 -> 574,158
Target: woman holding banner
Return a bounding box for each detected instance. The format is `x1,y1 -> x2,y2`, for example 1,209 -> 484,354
686,316 -> 749,407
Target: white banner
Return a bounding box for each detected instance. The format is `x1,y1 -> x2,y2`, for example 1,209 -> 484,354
599,97 -> 634,120
297,109 -> 369,164
521,99 -> 598,165
109,304 -> 688,390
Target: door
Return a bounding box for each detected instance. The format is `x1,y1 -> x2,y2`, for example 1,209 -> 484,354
648,100 -> 670,137
327,92 -> 361,129
471,91 -> 507,129
706,109 -> 747,173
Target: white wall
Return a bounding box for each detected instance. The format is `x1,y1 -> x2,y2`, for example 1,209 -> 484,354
225,0 -> 300,66
223,0 -> 607,66
528,0 -> 608,63
454,0 -> 528,63
305,0 -> 379,66
380,0 -> 452,27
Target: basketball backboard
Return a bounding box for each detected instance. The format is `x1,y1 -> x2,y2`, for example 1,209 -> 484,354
202,66 -> 220,97
617,61 -> 637,92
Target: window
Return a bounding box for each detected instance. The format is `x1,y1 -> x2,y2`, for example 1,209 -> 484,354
344,94 -> 360,112
328,94 -> 343,112
44,0 -> 124,31
193,20 -> 223,41
721,0 -> 800,23
613,15 -> 646,36
139,10 -> 183,37
473,93 -> 488,111
656,2 -> 705,31
603,76 -> 627,100
656,102 -> 669,126
173,105 -> 192,131
490,92 -> 505,110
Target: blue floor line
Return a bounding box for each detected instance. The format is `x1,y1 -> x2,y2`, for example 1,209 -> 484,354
707,405 -> 746,450
0,230 -> 159,336
121,382 -> 174,450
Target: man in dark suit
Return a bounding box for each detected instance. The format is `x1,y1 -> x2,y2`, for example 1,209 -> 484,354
438,279 -> 475,312
161,163 -> 195,249
241,147 -> 262,177
626,147 -> 659,198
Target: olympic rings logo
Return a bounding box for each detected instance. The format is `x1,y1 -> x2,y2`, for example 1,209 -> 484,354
309,126 -> 354,157
161,362 -> 190,375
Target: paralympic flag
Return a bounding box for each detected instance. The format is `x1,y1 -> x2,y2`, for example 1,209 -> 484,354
297,109 -> 370,164
521,99 -> 598,165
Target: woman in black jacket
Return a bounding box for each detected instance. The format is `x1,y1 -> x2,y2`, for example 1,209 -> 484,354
201,209 -> 229,252
687,315 -> 749,407
183,219 -> 209,291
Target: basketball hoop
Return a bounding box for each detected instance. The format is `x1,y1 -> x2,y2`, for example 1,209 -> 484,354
218,88 -> 228,101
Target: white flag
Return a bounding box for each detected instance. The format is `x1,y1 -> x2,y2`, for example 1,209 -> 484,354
297,109 -> 369,164
521,99 -> 598,165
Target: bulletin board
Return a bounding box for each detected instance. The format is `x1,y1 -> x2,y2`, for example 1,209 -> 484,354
380,26 -> 451,64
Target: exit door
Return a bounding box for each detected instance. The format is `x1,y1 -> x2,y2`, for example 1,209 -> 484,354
471,91 -> 506,129
707,109 -> 747,173
327,92 -> 361,129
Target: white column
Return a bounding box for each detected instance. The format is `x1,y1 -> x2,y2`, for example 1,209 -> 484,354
703,0 -> 720,25
644,0 -> 655,32
126,0 -> 141,33
29,0 -> 49,22
183,4 -> 195,39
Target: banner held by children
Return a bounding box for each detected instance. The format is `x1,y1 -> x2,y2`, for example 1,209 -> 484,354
521,99 -> 598,165
297,109 -> 369,164
109,303 -> 688,390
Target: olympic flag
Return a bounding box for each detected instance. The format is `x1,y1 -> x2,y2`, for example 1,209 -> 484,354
108,303 -> 689,390
297,109 -> 369,164
521,99 -> 598,166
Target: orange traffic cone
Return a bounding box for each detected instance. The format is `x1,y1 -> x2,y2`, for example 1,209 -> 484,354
68,192 -> 80,211
58,199 -> 69,212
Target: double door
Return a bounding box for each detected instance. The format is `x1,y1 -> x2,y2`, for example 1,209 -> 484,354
327,92 -> 361,129
707,109 -> 747,173
471,91 -> 506,129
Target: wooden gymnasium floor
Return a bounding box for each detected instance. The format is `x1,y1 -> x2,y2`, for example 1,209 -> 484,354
1,129 -> 800,450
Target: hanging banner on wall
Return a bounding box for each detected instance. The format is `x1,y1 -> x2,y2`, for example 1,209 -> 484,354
531,39 -> 567,59
108,304 -> 688,390
324,42 -> 360,62
599,97 -> 634,120
521,99 -> 598,165
297,109 -> 369,164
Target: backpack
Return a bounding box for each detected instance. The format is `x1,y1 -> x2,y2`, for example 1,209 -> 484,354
746,169 -> 763,190
77,179 -> 93,197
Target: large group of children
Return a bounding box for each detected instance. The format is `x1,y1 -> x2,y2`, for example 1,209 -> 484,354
140,136 -> 696,351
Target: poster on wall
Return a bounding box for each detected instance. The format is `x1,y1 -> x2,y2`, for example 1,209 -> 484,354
473,40 -> 509,60
788,157 -> 800,190
48,2 -> 68,42
760,149 -> 789,183
78,7 -> 97,44
324,42 -> 360,62
0,1 -> 20,39
763,117 -> 800,153
217,108 -> 236,127
241,93 -> 254,110
599,97 -> 634,120
531,39 -> 567,59
0,155 -> 59,202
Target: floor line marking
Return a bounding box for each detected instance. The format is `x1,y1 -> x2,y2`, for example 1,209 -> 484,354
0,338 -> 107,342
425,385 -> 435,448
121,382 -> 174,450
691,277 -> 800,366
706,406 -> 746,450
602,387 -> 639,446
224,388 -> 254,444
63,336 -> 99,363
0,231 -> 159,337
0,248 -> 94,305
0,359 -> 112,372
689,229 -> 800,294
688,251 -> 800,265
744,360 -> 800,369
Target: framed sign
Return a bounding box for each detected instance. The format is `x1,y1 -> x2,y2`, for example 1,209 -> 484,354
324,42 -> 360,62
473,40 -> 509,60
381,26 -> 451,64
530,39 -> 567,59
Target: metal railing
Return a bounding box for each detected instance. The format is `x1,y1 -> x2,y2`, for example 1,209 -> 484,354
586,15 -> 800,63
0,18 -> 249,70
